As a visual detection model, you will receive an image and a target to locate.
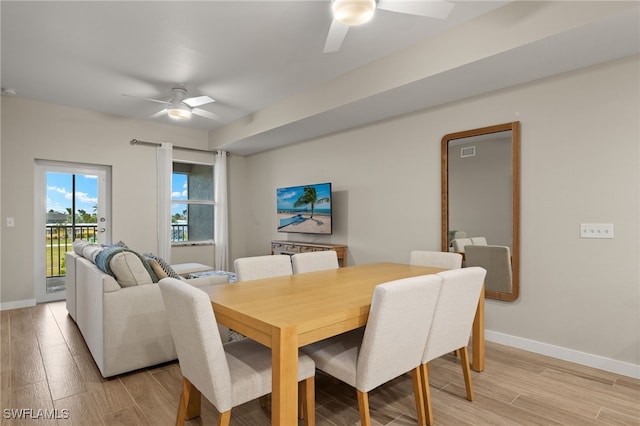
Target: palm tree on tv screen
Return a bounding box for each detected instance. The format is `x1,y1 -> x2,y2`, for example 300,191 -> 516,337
293,186 -> 329,219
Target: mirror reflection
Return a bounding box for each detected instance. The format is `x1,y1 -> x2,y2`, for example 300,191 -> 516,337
441,122 -> 520,301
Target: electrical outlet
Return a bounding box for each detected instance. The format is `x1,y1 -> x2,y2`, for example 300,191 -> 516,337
580,223 -> 613,239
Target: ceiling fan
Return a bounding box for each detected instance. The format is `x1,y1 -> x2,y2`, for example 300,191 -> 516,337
122,87 -> 219,121
324,0 -> 456,53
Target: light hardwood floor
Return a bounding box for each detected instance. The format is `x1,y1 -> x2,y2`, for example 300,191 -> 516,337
1,301 -> 638,425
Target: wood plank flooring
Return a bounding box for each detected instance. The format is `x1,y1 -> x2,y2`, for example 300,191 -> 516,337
1,301 -> 638,425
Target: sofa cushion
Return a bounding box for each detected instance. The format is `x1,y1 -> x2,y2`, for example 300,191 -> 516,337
171,263 -> 214,275
109,251 -> 154,287
183,274 -> 230,287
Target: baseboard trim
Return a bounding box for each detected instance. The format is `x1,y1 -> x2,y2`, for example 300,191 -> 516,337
0,299 -> 36,311
485,329 -> 640,379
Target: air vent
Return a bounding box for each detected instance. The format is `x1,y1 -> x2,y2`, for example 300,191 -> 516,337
461,146 -> 476,158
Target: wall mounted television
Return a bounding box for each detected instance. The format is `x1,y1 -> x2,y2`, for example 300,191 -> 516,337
276,182 -> 332,235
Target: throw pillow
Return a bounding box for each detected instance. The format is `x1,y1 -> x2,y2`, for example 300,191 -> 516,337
109,251 -> 154,287
72,239 -> 90,256
144,253 -> 181,279
95,246 -> 157,286
81,244 -> 104,263
149,259 -> 169,280
101,240 -> 128,248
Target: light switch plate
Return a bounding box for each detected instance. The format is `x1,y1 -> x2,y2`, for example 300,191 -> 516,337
6,217 -> 14,227
580,223 -> 613,239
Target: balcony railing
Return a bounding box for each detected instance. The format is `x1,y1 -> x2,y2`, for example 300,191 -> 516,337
45,223 -> 190,278
46,223 -> 189,278
46,224 -> 98,278
171,223 -> 188,242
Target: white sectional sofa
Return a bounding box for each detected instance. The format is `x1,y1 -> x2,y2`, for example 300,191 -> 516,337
66,242 -> 229,378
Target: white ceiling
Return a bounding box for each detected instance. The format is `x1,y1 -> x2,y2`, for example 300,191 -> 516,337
2,1 -> 639,155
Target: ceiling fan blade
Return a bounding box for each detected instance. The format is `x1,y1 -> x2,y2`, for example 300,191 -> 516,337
184,95 -> 215,108
324,19 -> 350,53
377,0 -> 455,19
122,93 -> 169,105
192,108 -> 220,121
150,109 -> 167,118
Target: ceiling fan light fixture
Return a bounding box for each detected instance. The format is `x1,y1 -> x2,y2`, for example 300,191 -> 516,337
167,102 -> 192,120
332,0 -> 376,26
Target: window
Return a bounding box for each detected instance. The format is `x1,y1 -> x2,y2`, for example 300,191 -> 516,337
171,162 -> 214,243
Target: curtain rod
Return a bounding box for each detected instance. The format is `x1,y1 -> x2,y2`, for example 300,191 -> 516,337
130,139 -> 229,156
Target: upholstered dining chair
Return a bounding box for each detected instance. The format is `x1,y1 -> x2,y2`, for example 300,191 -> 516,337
464,245 -> 512,293
233,254 -> 292,281
409,250 -> 463,270
158,278 -> 316,426
420,267 -> 487,425
302,275 -> 442,426
291,250 -> 339,274
470,237 -> 488,245
451,238 -> 473,253
233,254 -> 296,409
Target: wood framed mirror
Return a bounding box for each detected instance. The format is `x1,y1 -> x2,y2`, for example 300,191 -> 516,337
441,122 -> 520,301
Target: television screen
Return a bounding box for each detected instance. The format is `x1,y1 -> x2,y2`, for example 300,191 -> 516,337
277,182 -> 332,235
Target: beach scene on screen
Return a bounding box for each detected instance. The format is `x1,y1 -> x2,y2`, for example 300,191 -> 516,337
277,183 -> 332,234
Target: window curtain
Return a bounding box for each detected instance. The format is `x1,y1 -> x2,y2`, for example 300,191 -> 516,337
157,143 -> 173,262
214,150 -> 229,271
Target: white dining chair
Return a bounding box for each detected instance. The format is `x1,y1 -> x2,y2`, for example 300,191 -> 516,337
470,237 -> 488,245
233,254 -> 292,281
465,245 -> 512,293
420,267 -> 486,425
291,250 -> 339,274
410,250 -> 463,270
451,238 -> 473,253
302,275 -> 442,426
158,277 -> 316,426
452,231 -> 467,239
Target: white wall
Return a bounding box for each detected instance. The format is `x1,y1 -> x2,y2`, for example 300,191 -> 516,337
1,56 -> 637,375
0,97 -> 212,306
234,56 -> 639,371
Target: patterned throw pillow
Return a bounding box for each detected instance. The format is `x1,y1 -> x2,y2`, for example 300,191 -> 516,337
144,253 -> 181,279
149,259 -> 168,279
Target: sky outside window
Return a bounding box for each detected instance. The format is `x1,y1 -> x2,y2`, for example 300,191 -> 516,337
172,173 -> 188,217
46,172 -> 98,214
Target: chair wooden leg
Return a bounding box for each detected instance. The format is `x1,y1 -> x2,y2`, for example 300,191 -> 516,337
176,378 -> 202,426
299,377 -> 316,426
356,390 -> 371,426
299,384 -> 304,420
420,363 -> 434,426
411,367 -> 427,426
218,410 -> 231,426
176,380 -> 189,426
458,347 -> 474,401
259,395 -> 268,408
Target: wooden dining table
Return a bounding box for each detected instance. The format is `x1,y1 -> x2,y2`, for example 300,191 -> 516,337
200,262 -> 485,425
